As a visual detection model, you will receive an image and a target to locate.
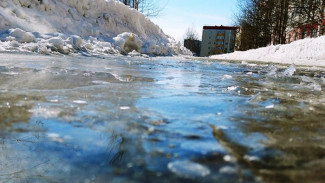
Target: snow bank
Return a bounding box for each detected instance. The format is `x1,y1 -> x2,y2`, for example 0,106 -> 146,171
211,36 -> 325,67
0,0 -> 191,56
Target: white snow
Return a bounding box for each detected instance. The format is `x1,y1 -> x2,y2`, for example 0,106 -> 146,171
211,36 -> 325,67
0,0 -> 191,56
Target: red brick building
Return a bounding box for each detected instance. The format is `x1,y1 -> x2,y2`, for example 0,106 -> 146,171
286,19 -> 325,43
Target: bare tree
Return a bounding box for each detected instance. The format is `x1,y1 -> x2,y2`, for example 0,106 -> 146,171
183,26 -> 200,56
184,26 -> 199,40
320,0 -> 325,35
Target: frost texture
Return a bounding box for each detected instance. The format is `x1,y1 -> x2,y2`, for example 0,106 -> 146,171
0,0 -> 191,56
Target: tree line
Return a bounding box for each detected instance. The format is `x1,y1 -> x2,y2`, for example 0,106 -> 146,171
118,0 -> 163,17
236,0 -> 325,51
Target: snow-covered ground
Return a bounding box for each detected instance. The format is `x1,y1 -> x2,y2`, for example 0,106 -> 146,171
0,0 -> 191,56
211,36 -> 325,67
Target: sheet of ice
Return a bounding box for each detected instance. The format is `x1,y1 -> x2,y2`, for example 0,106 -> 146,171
0,0 -> 191,56
211,36 -> 325,67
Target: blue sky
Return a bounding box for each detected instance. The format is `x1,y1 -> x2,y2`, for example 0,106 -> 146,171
151,0 -> 237,42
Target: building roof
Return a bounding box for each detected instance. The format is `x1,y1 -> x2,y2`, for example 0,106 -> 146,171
203,25 -> 239,30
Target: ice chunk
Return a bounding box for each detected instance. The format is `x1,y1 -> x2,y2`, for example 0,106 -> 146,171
112,33 -> 143,53
48,37 -> 64,50
73,100 -> 87,104
219,166 -> 237,175
222,75 -> 232,80
227,86 -> 238,91
47,133 -> 64,143
168,160 -> 210,178
319,77 -> 325,87
120,106 -> 130,110
281,64 -> 296,77
249,92 -> 262,103
265,104 -> 274,109
128,50 -> 142,57
300,76 -> 322,91
266,64 -> 278,77
180,141 -> 226,155
307,83 -> 322,92
9,28 -> 35,43
301,76 -> 316,83
69,35 -> 83,48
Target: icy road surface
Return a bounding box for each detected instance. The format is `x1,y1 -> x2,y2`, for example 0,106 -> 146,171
1,53 -> 325,183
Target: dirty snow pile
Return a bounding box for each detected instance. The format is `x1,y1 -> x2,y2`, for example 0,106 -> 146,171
211,36 -> 325,67
0,0 -> 191,56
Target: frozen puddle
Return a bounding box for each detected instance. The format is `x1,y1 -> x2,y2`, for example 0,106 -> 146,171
0,54 -> 325,183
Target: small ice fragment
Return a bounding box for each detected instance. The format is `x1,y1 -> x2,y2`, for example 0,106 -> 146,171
50,99 -> 59,103
249,92 -> 262,102
127,163 -> 133,168
128,50 -> 142,57
227,86 -> 238,91
246,72 -> 253,75
216,125 -> 228,130
217,112 -> 222,116
181,141 -> 225,155
244,155 -> 260,161
168,160 -> 210,178
148,126 -> 155,133
223,155 -> 236,162
301,76 -> 316,83
266,64 -> 278,77
321,77 -> 325,84
222,75 -> 232,80
92,80 -> 109,84
47,133 -> 64,143
308,83 -> 322,92
73,100 -> 87,104
219,166 -> 237,174
120,106 -> 130,110
265,104 -> 274,109
28,107 -> 60,118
